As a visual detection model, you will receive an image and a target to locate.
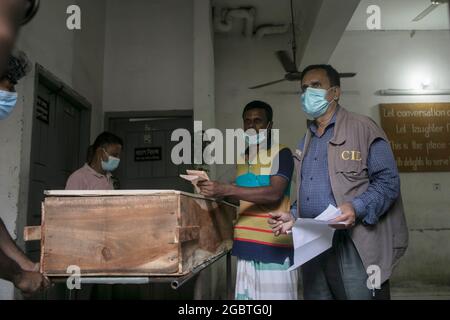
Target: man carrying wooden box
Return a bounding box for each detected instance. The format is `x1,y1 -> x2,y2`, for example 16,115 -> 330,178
0,0 -> 49,296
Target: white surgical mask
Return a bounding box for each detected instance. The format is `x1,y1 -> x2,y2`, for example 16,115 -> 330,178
244,124 -> 270,146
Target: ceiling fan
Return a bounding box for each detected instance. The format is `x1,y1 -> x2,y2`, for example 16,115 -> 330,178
249,0 -> 356,90
412,0 -> 448,22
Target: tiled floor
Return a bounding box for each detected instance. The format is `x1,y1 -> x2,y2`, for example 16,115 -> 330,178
295,282 -> 450,300
391,283 -> 450,300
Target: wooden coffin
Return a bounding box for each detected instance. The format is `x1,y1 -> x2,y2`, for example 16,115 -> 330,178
24,190 -> 237,277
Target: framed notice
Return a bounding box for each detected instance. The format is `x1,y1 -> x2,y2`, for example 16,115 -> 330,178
379,103 -> 450,172
134,147 -> 162,162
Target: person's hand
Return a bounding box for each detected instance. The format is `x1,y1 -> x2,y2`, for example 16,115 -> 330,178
268,211 -> 295,236
14,270 -> 50,296
20,261 -> 40,273
29,262 -> 40,273
329,202 -> 356,229
197,180 -> 230,198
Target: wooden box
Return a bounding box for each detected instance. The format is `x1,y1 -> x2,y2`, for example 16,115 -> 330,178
25,190 -> 237,277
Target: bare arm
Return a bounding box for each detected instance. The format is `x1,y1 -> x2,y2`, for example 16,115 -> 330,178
0,247 -> 22,283
0,218 -> 37,272
198,175 -> 289,205
0,219 -> 50,294
0,247 -> 49,294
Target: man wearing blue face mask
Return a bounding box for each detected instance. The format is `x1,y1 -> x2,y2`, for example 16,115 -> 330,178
0,89 -> 17,120
66,132 -> 123,190
269,64 -> 408,300
0,50 -> 31,119
64,132 -> 123,299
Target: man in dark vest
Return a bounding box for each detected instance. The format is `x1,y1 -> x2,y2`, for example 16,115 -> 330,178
269,64 -> 408,300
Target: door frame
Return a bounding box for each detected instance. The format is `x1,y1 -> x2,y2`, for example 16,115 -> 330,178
105,110 -> 194,190
32,64 -> 92,167
26,64 -> 92,228
105,110 -> 193,126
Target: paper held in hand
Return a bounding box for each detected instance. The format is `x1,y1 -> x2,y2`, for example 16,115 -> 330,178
179,170 -> 210,193
287,204 -> 345,272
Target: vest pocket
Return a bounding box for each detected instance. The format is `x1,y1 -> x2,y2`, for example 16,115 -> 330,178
335,162 -> 368,182
393,231 -> 408,249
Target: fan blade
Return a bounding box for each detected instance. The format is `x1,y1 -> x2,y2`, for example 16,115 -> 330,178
339,72 -> 357,78
412,3 -> 440,21
276,51 -> 298,73
249,78 -> 287,89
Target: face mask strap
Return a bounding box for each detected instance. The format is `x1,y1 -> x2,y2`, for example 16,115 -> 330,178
328,86 -> 340,101
101,148 -> 111,162
320,86 -> 339,106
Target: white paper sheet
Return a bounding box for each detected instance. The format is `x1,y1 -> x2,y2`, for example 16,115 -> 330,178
287,204 -> 344,271
179,170 -> 210,193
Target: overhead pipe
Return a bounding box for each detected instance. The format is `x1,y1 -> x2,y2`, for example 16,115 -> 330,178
254,24 -> 289,39
214,6 -> 288,39
214,7 -> 256,38
213,6 -> 233,33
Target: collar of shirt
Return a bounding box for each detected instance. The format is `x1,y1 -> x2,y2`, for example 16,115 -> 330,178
83,163 -> 112,179
309,105 -> 340,137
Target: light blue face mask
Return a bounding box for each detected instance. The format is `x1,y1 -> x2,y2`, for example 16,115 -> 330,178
244,123 -> 271,146
0,90 -> 18,120
244,130 -> 267,146
301,87 -> 335,119
101,149 -> 120,172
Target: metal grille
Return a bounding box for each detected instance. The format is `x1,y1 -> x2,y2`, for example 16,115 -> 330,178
36,95 -> 50,124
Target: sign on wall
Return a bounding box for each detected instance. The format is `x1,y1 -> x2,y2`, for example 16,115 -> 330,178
379,103 -> 450,172
134,147 -> 162,162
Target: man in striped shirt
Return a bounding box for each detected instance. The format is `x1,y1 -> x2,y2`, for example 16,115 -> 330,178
198,100 -> 297,300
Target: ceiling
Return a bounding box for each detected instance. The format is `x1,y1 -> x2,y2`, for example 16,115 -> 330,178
212,0 -> 360,67
211,0 -> 297,22
212,0 -> 316,33
212,0 -> 450,31
346,0 -> 450,30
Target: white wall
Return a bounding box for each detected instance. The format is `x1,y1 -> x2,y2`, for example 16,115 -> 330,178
0,0 -> 106,299
73,0 -> 107,137
194,0 -> 215,130
330,30 -> 450,286
102,0 -> 194,112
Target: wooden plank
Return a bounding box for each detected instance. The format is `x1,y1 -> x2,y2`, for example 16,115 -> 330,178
179,195 -> 236,273
44,189 -> 183,197
24,226 -> 42,241
43,189 -> 240,204
40,202 -> 46,274
41,194 -> 180,276
176,226 -> 200,243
